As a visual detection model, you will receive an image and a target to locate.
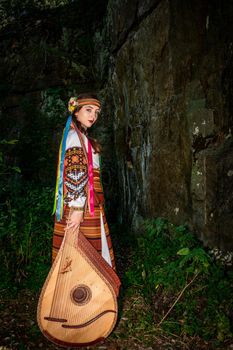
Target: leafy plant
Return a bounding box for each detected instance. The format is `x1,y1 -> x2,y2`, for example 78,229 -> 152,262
126,218 -> 233,342
0,183 -> 54,292
0,139 -> 20,176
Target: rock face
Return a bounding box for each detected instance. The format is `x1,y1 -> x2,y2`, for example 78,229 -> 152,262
103,0 -> 233,250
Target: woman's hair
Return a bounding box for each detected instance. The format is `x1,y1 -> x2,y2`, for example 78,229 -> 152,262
72,92 -> 102,154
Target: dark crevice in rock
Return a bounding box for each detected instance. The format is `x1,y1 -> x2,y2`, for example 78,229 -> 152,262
111,0 -> 163,54
192,132 -> 226,161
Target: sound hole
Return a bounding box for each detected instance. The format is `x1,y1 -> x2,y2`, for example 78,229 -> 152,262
71,285 -> 92,306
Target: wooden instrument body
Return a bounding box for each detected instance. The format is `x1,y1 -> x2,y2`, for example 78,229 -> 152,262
37,227 -> 120,348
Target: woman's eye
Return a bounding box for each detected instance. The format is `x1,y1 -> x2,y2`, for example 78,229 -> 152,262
86,109 -> 91,112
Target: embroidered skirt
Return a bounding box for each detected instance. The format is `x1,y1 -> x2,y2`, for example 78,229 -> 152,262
52,169 -> 115,269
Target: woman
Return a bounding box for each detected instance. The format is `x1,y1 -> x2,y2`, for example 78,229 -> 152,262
37,95 -> 120,346
52,93 -> 115,269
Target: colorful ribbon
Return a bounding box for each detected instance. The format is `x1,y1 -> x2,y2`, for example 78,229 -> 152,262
88,139 -> 94,217
52,116 -> 72,221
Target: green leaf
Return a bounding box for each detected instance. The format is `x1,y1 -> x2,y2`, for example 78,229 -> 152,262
7,139 -> 19,144
11,166 -> 21,173
0,139 -> 18,145
177,247 -> 190,256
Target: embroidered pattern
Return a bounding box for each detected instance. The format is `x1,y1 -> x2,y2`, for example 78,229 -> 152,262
64,147 -> 88,203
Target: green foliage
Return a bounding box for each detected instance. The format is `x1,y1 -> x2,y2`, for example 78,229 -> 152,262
0,182 -> 54,292
0,0 -> 71,30
0,139 -> 21,176
126,218 -> 233,342
41,87 -> 67,123
15,91 -> 66,185
0,90 -> 65,293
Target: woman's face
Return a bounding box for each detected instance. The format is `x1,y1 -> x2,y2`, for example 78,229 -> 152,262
74,104 -> 100,129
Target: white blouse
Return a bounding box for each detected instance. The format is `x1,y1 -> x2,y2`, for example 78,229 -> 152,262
65,129 -> 99,208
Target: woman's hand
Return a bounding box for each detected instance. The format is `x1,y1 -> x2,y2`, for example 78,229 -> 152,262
66,210 -> 84,231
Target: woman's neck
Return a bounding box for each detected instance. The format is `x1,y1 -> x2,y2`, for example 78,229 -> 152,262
71,120 -> 88,135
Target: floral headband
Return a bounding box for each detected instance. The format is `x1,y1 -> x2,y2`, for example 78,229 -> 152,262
68,97 -> 101,113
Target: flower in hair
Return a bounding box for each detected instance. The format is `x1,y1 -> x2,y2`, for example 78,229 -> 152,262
68,97 -> 79,113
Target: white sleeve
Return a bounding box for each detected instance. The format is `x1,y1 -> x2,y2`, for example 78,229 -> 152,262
65,129 -> 82,149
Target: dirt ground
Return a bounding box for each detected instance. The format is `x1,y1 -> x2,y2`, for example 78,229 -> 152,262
0,286 -> 228,350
